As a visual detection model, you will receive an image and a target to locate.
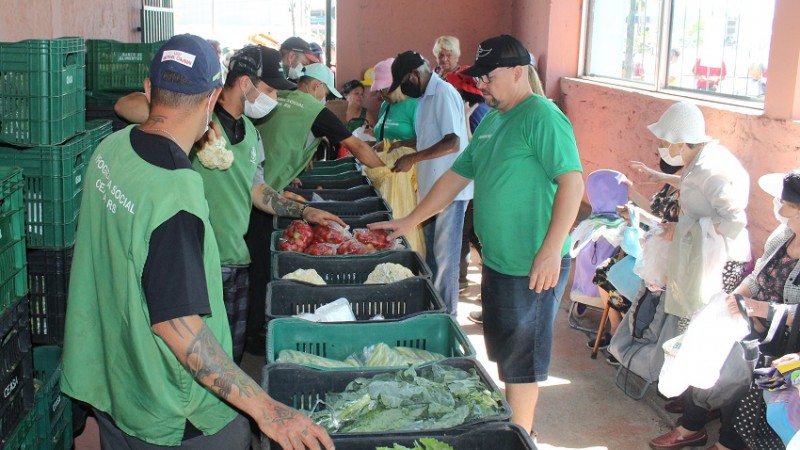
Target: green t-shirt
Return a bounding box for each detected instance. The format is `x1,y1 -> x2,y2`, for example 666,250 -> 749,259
374,98 -> 417,142
451,95 -> 583,276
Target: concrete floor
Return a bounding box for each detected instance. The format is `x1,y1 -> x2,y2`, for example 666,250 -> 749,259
72,250 -> 719,450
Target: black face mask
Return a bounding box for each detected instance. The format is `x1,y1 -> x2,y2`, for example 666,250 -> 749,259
401,78 -> 423,98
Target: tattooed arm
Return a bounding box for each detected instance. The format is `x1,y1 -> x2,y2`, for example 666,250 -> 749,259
152,316 -> 334,450
251,184 -> 346,226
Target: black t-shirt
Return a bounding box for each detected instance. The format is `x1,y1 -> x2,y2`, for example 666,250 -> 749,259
311,107 -> 352,145
130,128 -> 211,325
214,103 -> 245,145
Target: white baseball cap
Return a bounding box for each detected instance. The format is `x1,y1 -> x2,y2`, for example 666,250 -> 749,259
647,101 -> 712,144
301,63 -> 342,98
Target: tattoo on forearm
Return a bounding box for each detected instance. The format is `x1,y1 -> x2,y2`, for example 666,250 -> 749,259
169,319 -> 261,401
261,185 -> 304,218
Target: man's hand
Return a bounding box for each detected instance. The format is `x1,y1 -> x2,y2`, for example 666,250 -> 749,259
629,161 -> 664,184
392,153 -> 416,173
196,121 -> 223,148
290,178 -> 303,188
528,247 -> 562,293
368,217 -> 413,242
303,207 -> 346,227
257,399 -> 333,450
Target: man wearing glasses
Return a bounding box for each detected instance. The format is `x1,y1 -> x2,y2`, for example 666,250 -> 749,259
371,35 -> 584,437
385,50 -> 473,317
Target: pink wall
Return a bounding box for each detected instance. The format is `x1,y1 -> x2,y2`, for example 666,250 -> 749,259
0,0 -> 141,42
561,78 -> 800,252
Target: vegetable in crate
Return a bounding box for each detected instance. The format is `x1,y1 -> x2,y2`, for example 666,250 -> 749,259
353,228 -> 392,250
277,237 -> 306,252
305,243 -> 338,256
282,268 -> 327,285
277,343 -> 445,368
365,263 -> 415,284
376,438 -> 454,450
278,220 -> 314,252
306,364 -> 503,432
337,239 -> 368,255
313,223 -> 350,244
277,350 -> 358,368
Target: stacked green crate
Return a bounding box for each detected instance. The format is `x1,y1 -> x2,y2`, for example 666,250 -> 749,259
32,346 -> 71,450
0,38 -> 85,146
1,409 -> 34,449
86,40 -> 164,93
0,168 -> 27,311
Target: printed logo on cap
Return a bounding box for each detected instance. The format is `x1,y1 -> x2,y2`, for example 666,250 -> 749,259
476,46 -> 492,59
161,50 -> 196,68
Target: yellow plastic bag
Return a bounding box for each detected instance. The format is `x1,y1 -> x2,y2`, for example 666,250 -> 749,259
364,143 -> 426,257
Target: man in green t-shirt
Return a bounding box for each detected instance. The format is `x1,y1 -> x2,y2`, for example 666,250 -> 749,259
61,34 -> 333,449
371,35 -> 584,437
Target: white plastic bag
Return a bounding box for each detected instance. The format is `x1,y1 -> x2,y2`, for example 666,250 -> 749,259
295,298 -> 357,322
634,225 -> 672,290
658,292 -> 750,398
352,125 -> 376,142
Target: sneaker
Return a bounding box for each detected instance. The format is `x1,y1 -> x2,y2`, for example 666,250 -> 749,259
606,354 -> 620,366
586,334 -> 612,351
468,311 -> 483,324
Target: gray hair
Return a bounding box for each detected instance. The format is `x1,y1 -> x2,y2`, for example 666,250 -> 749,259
432,36 -> 461,59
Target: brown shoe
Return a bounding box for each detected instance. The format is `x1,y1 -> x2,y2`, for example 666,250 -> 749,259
664,398 -> 685,414
649,428 -> 708,450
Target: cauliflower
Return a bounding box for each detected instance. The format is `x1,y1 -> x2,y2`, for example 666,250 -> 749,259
364,263 -> 415,284
282,268 -> 327,285
195,136 -> 234,170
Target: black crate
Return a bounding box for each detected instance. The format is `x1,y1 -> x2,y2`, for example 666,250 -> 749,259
272,199 -> 391,229
259,358 -> 512,450
272,250 -> 432,283
298,176 -> 372,190
274,211 -> 392,231
266,276 -> 445,321
26,247 -> 72,344
330,422 -> 537,450
284,185 -> 380,201
0,298 -> 33,443
0,297 -> 30,377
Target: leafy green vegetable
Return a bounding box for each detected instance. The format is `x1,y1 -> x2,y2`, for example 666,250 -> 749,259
305,364 -> 504,433
375,437 -> 454,450
277,343 -> 446,369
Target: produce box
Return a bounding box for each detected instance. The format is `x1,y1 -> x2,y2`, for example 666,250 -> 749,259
330,422 -> 538,450
0,167 -> 27,313
0,38 -> 85,146
266,277 -> 445,321
302,164 -> 361,177
1,409 -> 34,450
272,250 -> 431,283
0,297 -> 33,443
85,119 -> 113,154
310,156 -> 358,169
260,358 -> 512,450
299,169 -> 362,182
27,246 -> 72,345
284,185 -> 380,201
0,132 -> 91,248
273,210 -> 392,231
85,40 -> 163,92
271,198 -> 392,229
297,175 -> 372,190
33,346 -> 72,450
267,315 -> 474,369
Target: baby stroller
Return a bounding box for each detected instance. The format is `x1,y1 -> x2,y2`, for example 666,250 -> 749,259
567,169 -> 629,338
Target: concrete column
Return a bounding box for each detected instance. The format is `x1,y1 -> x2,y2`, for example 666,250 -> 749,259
764,0 -> 800,119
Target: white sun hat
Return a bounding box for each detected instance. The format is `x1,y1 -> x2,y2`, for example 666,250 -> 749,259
647,101 -> 713,144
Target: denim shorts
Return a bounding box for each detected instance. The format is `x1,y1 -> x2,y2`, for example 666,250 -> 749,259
481,256 -> 571,384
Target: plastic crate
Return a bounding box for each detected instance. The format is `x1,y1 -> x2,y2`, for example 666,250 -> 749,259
272,250 -> 431,283
0,132 -> 92,248
0,167 -> 26,312
273,211 -> 392,231
1,409 -> 34,450
330,422 -> 537,450
284,185 -> 380,201
85,119 -> 113,154
85,40 -> 164,92
33,346 -> 72,450
266,277 -> 445,321
302,165 -> 361,177
267,315 -> 475,369
298,175 -> 372,190
27,247 -> 72,345
299,170 -> 363,182
0,299 -> 34,443
0,38 -> 86,146
311,156 -> 357,168
271,198 -> 392,229
259,358 -> 511,449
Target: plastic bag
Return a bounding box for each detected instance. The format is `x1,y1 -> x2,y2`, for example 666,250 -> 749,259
364,143 -> 426,257
634,225 -> 672,290
606,255 -> 642,301
352,125 -> 376,142
312,298 -> 356,322
620,206 -> 643,258
658,292 -> 750,398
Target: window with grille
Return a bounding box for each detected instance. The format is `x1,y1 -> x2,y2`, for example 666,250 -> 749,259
142,0 -> 175,43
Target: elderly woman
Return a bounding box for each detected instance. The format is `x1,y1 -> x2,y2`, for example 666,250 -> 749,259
370,58 -> 418,143
432,35 -> 464,78
648,101 -> 752,450
341,80 -> 376,133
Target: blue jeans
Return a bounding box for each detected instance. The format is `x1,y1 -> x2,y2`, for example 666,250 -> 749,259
482,256 -> 571,383
423,200 -> 467,316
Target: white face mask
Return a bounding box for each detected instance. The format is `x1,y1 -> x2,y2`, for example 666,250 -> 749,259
658,146 -> 684,167
774,197 -> 800,226
243,82 -> 278,119
288,63 -> 304,80
203,95 -> 213,135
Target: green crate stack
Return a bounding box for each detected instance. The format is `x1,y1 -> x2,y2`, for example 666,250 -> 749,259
0,38 -> 86,146
32,346 -> 72,450
1,409 -> 35,449
86,39 -> 164,92
0,297 -> 34,445
0,167 -> 27,314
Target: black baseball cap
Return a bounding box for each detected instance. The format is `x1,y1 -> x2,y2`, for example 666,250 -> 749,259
280,37 -> 320,63
759,171 -> 800,204
388,51 -> 425,93
228,45 -> 296,90
461,34 -> 533,78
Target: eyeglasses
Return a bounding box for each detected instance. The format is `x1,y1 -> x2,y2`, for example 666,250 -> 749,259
473,67 -> 509,85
